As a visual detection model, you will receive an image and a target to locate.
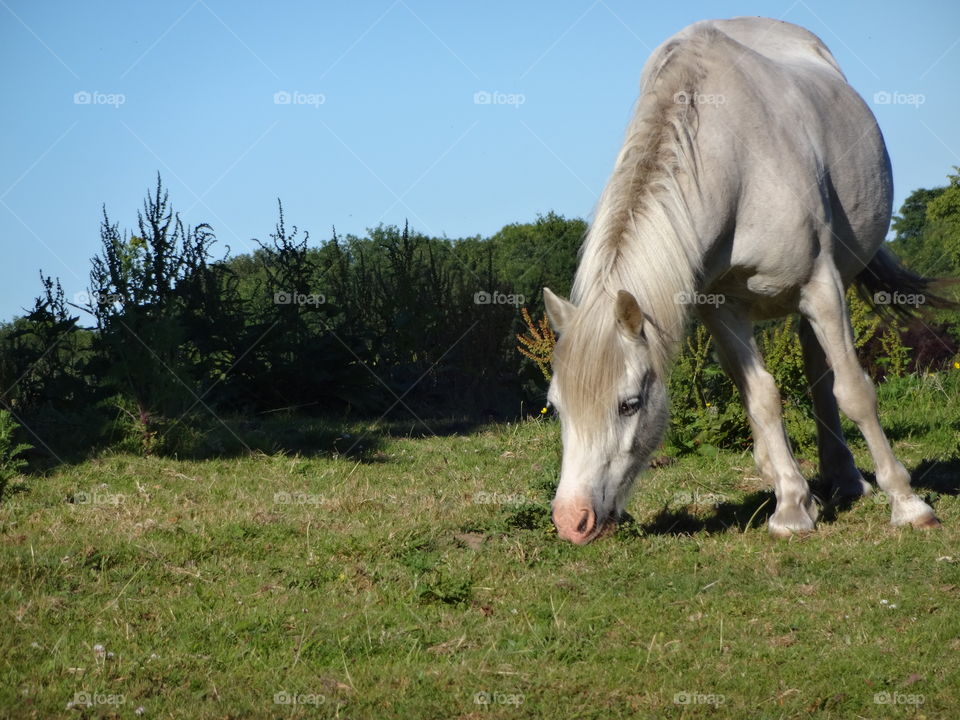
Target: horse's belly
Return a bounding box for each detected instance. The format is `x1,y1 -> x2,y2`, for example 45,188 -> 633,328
703,263 -> 808,320
743,274 -> 803,319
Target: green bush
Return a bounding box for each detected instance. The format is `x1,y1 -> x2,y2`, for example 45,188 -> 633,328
664,289 -> 916,457
666,323 -> 748,455
0,410 -> 31,501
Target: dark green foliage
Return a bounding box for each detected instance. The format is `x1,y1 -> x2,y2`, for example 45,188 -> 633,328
0,410 -> 30,501
86,176 -> 217,432
239,202 -> 372,413
890,186 -> 947,267
3,169 -> 958,463
662,167 -> 960,456
0,274 -> 96,455
1,275 -> 89,413
664,291 -> 931,457
890,169 -> 960,279
0,178 -> 586,460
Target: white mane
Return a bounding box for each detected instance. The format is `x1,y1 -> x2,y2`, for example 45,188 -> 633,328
557,33 -> 710,431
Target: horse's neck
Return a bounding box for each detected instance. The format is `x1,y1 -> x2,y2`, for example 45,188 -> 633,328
574,203 -> 700,372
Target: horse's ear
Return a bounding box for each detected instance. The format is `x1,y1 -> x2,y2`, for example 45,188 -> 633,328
543,287 -> 575,334
615,290 -> 645,341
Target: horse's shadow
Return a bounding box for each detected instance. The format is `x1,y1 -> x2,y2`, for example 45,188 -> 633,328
633,456 -> 960,537
907,457 -> 960,495
630,490 -> 773,537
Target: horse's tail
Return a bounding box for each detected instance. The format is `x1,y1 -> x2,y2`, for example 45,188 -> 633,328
853,246 -> 959,320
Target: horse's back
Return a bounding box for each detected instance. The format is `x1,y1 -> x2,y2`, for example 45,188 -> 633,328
695,17 -> 845,77
645,17 -> 892,308
641,17 -> 844,91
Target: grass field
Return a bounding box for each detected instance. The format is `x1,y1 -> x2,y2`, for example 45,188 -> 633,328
2,372 -> 959,719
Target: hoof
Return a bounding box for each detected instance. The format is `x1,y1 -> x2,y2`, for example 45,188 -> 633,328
911,515 -> 942,530
890,494 -> 938,528
768,501 -> 818,538
768,523 -> 815,539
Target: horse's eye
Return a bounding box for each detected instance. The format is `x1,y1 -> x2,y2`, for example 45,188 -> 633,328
619,397 -> 642,417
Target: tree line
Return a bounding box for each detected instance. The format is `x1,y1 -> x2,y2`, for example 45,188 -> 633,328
1,170 -> 958,461
0,176 -> 585,456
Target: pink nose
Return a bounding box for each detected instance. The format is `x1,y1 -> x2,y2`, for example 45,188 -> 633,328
552,503 -> 598,544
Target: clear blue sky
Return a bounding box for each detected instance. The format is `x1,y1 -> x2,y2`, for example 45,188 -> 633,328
2,0 -> 958,321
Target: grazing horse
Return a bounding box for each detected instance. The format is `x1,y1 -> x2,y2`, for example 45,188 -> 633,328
544,17 -> 942,544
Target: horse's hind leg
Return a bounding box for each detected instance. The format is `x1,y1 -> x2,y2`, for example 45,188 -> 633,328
799,318 -> 872,499
799,265 -> 939,528
699,305 -> 818,537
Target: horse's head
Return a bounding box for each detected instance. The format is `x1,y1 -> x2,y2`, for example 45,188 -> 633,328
543,287 -> 669,544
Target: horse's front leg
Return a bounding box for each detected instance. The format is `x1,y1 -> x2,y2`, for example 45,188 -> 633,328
699,304 -> 819,536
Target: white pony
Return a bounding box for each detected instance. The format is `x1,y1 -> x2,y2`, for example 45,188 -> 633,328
544,17 -> 942,544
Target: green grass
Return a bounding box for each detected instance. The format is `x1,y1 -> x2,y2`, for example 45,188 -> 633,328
2,372 -> 959,719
